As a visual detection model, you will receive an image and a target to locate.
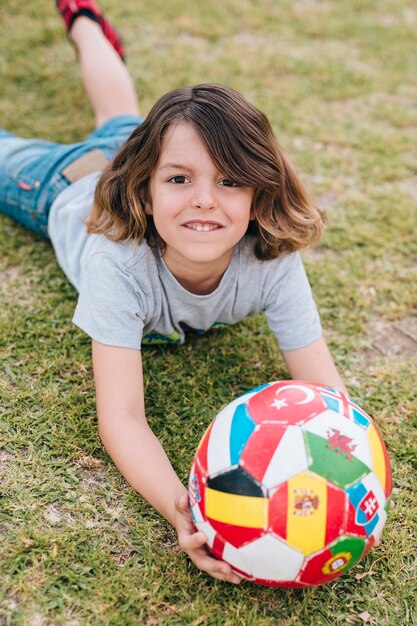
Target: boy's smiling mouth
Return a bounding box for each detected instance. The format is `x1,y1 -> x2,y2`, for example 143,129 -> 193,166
182,220 -> 223,232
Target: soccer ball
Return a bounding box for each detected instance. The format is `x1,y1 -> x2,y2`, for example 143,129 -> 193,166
188,380 -> 392,587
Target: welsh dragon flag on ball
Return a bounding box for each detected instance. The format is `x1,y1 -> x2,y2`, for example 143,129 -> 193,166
189,381 -> 392,587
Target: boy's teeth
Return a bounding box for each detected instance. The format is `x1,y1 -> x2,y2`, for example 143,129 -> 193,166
189,223 -> 218,231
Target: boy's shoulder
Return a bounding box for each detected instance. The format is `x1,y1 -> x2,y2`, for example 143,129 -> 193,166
238,237 -> 301,273
87,235 -> 156,274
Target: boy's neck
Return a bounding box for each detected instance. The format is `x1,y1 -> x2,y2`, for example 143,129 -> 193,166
162,254 -> 233,295
176,273 -> 222,295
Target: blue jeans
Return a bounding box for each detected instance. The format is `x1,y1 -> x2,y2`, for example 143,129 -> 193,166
0,115 -> 143,237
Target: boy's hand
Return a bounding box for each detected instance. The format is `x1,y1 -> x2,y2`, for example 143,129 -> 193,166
174,494 -> 243,584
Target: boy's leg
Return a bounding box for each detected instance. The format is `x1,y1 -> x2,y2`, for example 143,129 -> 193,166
58,6 -> 140,127
56,0 -> 125,60
0,3 -> 142,236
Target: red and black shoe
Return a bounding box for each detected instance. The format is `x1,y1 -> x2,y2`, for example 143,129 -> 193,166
56,0 -> 125,60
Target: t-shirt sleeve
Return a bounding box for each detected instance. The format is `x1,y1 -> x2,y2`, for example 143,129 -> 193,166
263,252 -> 322,351
72,252 -> 146,349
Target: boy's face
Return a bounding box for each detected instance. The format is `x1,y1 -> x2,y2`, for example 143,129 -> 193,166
146,122 -> 254,288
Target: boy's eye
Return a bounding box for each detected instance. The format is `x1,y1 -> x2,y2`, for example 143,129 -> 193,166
220,179 -> 239,187
169,175 -> 188,184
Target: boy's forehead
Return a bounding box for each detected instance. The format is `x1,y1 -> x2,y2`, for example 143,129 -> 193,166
158,122 -> 214,168
162,121 -> 203,149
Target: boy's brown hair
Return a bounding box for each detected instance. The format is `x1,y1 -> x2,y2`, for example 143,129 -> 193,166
88,84 -> 324,259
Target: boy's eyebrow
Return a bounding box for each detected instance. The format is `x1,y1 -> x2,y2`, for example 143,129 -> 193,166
158,163 -> 193,171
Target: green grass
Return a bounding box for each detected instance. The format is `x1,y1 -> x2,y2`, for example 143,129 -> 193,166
1,0 -> 416,624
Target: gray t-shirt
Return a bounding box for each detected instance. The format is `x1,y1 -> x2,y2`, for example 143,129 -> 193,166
48,172 -> 321,351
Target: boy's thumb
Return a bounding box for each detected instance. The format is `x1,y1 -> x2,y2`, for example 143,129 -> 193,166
176,493 -> 189,511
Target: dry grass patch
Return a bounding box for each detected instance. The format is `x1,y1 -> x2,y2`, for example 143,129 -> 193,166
401,177 -> 417,201
359,316 -> 417,364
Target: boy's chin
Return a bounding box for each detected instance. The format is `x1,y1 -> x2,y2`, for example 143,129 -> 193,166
183,249 -> 234,266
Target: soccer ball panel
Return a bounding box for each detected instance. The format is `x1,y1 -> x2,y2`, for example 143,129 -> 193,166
303,410 -> 372,488
319,388 -> 343,413
280,472 -> 331,555
205,483 -> 267,529
193,421 -> 213,471
229,402 -> 256,465
204,466 -> 268,548
206,402 -> 235,475
304,431 -> 370,489
303,410 -> 373,468
209,519 -> 266,548
366,422 -> 392,497
207,466 -> 264,497
325,483 -> 347,545
222,542 -> 254,578
239,423 -> 286,483
345,500 -> 367,538
263,425 -> 309,488
346,472 -> 387,539
206,393 -> 259,476
247,381 -> 327,426
319,387 -> 371,428
238,534 -> 304,581
189,459 -> 207,523
349,403 -> 371,428
268,481 -> 288,540
240,423 -> 309,486
299,535 -> 367,585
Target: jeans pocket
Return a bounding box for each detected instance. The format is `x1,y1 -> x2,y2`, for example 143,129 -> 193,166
4,139 -> 50,186
0,138 -> 58,234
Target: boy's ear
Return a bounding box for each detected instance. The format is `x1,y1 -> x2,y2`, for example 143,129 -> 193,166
140,191 -> 153,215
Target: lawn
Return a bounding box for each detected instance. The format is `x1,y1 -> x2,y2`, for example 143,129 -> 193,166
1,0 -> 416,624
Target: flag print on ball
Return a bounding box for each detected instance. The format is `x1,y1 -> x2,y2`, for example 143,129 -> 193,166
189,381 -> 392,587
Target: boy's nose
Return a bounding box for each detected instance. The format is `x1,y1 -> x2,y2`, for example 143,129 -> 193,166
191,184 -> 217,210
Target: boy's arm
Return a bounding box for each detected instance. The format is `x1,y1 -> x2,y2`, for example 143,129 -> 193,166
91,340 -> 242,584
282,334 -> 394,526
282,334 -> 347,392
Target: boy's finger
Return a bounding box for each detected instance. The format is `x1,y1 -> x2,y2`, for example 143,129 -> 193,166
193,553 -> 231,575
193,551 -> 236,577
178,531 -> 207,550
193,555 -> 243,584
212,572 -> 243,584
